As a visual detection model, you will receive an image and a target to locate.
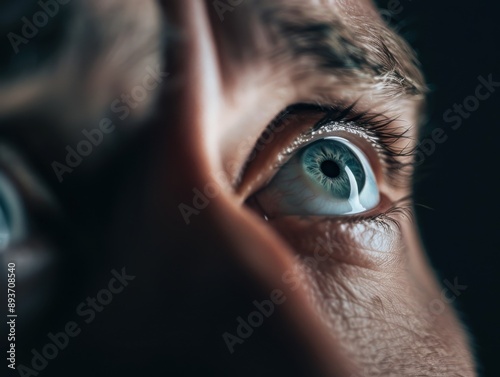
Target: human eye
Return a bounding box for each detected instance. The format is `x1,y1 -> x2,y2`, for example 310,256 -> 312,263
255,135 -> 379,216
241,104 -> 412,221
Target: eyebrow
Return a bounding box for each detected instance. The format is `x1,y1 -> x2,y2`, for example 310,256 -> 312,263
256,4 -> 427,99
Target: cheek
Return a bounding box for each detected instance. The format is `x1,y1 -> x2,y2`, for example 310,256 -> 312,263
266,215 -> 472,374
266,216 -> 413,329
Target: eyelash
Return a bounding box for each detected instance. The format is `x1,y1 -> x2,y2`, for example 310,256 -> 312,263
244,102 -> 415,226
268,102 -> 415,188
328,104 -> 415,187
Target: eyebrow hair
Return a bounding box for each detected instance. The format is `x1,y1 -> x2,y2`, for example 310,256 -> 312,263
256,3 -> 427,99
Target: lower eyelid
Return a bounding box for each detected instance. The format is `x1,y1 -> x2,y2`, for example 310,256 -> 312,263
257,210 -> 405,271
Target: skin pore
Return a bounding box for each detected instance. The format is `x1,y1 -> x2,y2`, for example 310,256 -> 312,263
0,0 -> 476,376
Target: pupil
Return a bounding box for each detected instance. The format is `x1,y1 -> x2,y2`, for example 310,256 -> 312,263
320,160 -> 340,178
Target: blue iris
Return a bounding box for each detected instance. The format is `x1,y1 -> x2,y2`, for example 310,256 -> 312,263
301,140 -> 366,198
256,136 -> 379,216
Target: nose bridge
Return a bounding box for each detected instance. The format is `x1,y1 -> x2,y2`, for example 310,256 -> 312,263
160,0 -> 225,187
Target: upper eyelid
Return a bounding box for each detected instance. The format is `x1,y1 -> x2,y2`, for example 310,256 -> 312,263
269,104 -> 415,184
237,103 -> 415,199
280,121 -> 379,159
315,107 -> 416,182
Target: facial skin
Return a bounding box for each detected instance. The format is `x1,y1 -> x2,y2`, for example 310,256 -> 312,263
0,0 -> 476,376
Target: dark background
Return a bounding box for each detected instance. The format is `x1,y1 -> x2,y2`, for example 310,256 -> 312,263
375,0 -> 500,375
1,1 -> 498,376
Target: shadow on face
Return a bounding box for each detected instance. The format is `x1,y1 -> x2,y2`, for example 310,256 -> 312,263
0,1 -> 475,376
